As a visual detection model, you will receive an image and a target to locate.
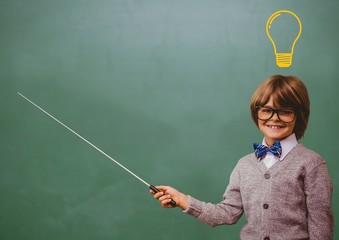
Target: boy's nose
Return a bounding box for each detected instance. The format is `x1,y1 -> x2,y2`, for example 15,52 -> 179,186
271,112 -> 280,120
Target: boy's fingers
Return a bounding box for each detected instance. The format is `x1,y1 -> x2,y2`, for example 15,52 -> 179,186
150,186 -> 166,195
155,186 -> 168,192
163,199 -> 175,208
159,194 -> 171,202
153,191 -> 164,199
150,185 -> 176,208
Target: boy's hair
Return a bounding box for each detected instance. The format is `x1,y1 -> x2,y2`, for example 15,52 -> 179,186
250,75 -> 310,140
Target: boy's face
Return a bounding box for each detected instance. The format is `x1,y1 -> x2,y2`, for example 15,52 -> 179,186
258,97 -> 296,146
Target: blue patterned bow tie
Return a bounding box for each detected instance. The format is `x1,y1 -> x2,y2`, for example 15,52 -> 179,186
253,141 -> 282,160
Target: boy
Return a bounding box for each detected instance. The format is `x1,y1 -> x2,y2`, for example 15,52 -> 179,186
151,75 -> 334,240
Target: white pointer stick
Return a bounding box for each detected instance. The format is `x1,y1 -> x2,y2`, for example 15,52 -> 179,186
18,92 -> 176,206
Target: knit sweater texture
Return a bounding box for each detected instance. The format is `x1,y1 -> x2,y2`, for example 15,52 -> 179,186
184,144 -> 334,240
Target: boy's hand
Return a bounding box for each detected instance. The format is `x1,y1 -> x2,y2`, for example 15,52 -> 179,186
150,185 -> 189,210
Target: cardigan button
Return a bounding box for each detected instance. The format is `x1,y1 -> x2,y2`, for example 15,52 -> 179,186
264,237 -> 270,240
263,204 -> 269,209
264,173 -> 270,179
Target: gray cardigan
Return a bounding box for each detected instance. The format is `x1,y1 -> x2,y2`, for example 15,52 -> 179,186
184,144 -> 334,240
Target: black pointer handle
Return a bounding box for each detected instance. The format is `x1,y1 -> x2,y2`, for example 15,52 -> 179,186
149,185 -> 176,207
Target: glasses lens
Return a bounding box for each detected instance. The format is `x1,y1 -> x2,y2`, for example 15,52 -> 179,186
257,107 -> 273,120
277,109 -> 295,123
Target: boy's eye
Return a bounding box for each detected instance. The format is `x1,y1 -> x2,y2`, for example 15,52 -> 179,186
261,108 -> 272,113
280,110 -> 294,115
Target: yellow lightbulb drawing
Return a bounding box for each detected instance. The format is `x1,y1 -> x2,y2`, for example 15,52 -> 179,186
266,10 -> 302,68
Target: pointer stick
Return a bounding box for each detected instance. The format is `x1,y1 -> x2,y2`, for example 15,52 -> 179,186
17,92 -> 176,207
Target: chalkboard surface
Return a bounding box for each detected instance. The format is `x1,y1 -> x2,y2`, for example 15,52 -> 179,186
1,0 -> 338,239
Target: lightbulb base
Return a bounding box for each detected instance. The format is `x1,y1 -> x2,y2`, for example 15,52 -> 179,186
275,53 -> 293,68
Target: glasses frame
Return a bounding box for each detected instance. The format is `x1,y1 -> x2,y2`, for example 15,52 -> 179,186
255,106 -> 296,123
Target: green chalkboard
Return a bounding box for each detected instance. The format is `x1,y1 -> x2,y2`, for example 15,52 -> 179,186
1,0 -> 338,239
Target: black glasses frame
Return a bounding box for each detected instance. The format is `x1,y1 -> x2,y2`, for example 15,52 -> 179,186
255,106 -> 296,123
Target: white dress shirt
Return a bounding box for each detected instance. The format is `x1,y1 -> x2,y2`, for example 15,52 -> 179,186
262,133 -> 298,169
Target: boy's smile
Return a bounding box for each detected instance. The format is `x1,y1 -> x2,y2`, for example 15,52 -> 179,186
258,98 -> 296,146
267,124 -> 283,129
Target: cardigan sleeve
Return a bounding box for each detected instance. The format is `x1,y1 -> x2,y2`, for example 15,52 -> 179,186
304,162 -> 334,240
183,165 -> 244,227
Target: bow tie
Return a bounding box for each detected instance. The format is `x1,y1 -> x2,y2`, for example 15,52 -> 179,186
253,141 -> 282,160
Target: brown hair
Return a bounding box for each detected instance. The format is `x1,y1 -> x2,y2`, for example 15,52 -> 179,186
250,75 -> 310,140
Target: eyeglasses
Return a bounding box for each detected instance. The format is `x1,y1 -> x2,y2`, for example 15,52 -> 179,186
255,106 -> 296,123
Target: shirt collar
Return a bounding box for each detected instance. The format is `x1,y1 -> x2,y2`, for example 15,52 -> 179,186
261,133 -> 298,160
